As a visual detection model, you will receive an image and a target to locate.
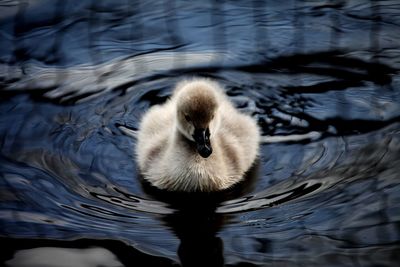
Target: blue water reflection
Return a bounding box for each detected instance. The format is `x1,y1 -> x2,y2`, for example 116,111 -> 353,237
1,0 -> 400,266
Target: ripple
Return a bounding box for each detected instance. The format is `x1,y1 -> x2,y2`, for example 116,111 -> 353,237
1,0 -> 400,266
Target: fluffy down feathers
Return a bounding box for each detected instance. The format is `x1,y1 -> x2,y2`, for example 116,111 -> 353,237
136,78 -> 260,192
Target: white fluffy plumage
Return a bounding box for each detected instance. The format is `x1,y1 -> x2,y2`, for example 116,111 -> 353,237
136,78 -> 260,192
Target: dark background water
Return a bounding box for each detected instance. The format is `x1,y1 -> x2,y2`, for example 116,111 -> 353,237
1,0 -> 400,266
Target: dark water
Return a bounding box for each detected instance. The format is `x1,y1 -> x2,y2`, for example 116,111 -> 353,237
1,0 -> 400,266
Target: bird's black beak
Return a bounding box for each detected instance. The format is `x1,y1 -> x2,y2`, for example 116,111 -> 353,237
193,128 -> 212,158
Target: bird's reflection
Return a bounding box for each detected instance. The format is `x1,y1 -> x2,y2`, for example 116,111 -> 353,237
165,193 -> 226,267
141,160 -> 259,267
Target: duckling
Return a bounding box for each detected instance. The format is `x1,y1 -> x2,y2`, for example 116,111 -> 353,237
136,78 -> 260,192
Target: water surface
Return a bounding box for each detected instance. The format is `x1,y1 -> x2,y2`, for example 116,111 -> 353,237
1,1 -> 400,266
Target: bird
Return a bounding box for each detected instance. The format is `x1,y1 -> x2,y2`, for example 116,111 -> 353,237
136,78 -> 260,192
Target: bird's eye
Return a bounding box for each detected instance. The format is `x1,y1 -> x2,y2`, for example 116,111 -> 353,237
184,115 -> 191,122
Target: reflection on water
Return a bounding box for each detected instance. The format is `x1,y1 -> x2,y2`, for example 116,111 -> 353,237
1,0 -> 400,266
6,246 -> 123,267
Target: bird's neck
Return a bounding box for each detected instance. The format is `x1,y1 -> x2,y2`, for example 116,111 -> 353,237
172,127 -> 197,153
